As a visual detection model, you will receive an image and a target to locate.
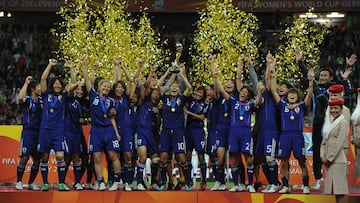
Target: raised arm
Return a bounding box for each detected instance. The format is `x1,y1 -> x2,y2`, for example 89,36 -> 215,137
255,82 -> 265,107
178,63 -> 192,93
236,54 -> 244,92
81,56 -> 92,92
295,49 -> 309,89
66,60 -> 77,84
304,68 -> 314,106
341,54 -> 357,105
156,66 -> 170,87
113,57 -> 122,83
211,62 -> 230,100
40,59 -> 57,93
265,51 -> 275,90
115,57 -> 133,96
67,81 -> 81,97
209,56 -> 220,99
269,58 -> 280,104
19,76 -> 33,102
89,61 -> 99,85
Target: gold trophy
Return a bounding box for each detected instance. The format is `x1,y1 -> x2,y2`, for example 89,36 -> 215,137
170,43 -> 183,73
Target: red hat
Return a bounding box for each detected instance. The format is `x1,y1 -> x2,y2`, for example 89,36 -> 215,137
328,99 -> 344,106
328,84 -> 344,93
357,88 -> 360,92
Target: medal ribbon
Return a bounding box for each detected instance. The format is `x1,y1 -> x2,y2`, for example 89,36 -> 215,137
194,101 -> 204,114
223,100 -> 228,115
290,108 -> 294,119
77,100 -> 83,118
238,101 -> 245,119
115,98 -> 120,111
50,94 -> 59,110
31,98 -> 37,113
100,96 -> 108,115
171,97 -> 176,110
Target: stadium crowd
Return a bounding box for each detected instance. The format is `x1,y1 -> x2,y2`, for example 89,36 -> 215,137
0,21 -> 359,124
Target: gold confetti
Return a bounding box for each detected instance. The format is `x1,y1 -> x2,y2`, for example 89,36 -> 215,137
275,8 -> 329,86
191,0 -> 260,85
54,0 -> 168,82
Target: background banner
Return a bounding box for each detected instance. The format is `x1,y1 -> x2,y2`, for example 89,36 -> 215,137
1,0 -> 359,12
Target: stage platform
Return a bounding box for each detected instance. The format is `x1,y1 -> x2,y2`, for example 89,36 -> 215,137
1,186 -> 360,203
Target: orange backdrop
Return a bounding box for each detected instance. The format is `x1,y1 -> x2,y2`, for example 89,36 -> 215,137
0,125 -> 360,186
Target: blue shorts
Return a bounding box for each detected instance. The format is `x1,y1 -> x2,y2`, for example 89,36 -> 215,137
159,127 -> 186,153
136,127 -> 159,155
65,131 -> 84,155
20,128 -> 40,157
228,127 -> 253,154
216,126 -> 229,148
207,130 -> 217,157
38,128 -> 67,153
256,129 -> 279,157
278,131 -> 305,159
88,126 -> 120,153
119,126 -> 134,152
185,127 -> 206,152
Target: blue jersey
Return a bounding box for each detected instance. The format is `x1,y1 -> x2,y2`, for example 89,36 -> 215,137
130,105 -> 138,133
22,96 -> 43,129
258,90 -> 279,130
89,88 -> 115,127
206,99 -> 218,132
229,97 -> 255,128
279,101 -> 306,132
186,96 -> 207,128
40,91 -> 67,129
114,95 -> 132,128
65,96 -> 83,133
162,94 -> 185,129
217,94 -> 237,128
138,100 -> 158,129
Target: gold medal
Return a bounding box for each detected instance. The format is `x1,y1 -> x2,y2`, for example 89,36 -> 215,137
290,115 -> 295,120
224,113 -> 228,117
104,114 -> 107,118
49,108 -> 54,113
171,108 -> 175,112
79,118 -> 84,123
239,116 -> 244,120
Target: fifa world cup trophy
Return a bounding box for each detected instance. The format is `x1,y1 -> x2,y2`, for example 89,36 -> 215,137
169,43 -> 183,73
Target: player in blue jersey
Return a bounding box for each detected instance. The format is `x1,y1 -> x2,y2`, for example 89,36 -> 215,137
15,76 -> 42,191
82,56 -> 122,191
210,56 -> 250,191
269,54 -> 314,194
112,57 -> 136,191
184,85 -> 208,190
158,63 -> 194,191
213,55 -> 261,193
64,61 -> 90,191
129,87 -> 140,190
156,67 -> 186,190
38,59 -> 79,191
255,52 -> 281,193
84,76 -> 104,190
204,85 -> 221,190
135,84 -> 162,191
